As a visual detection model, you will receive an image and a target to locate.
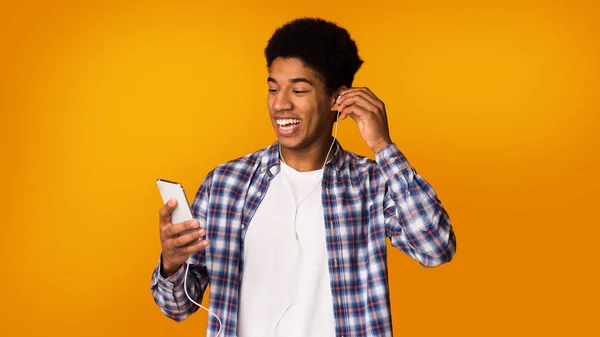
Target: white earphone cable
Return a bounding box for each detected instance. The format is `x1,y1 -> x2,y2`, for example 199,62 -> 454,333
184,261 -> 222,337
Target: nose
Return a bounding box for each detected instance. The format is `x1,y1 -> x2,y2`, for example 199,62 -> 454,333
272,90 -> 293,112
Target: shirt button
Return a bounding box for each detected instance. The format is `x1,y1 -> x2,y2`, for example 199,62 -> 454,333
390,157 -> 396,162
241,223 -> 245,229
257,191 -> 262,197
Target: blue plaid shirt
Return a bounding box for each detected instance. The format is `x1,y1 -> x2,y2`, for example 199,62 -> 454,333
151,141 -> 456,337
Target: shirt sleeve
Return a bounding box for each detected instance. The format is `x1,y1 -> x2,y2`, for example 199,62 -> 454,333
375,143 -> 456,267
149,171 -> 214,321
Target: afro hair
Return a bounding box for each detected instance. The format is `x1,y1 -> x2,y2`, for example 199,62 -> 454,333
265,18 -> 364,95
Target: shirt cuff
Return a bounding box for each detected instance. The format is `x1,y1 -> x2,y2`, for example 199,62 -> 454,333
375,143 -> 411,176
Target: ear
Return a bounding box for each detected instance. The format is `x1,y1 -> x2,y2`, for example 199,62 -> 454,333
331,85 -> 349,111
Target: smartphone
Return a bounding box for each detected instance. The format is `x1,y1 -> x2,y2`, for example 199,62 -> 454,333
156,179 -> 198,242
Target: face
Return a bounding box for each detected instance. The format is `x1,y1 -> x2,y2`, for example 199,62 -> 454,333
267,57 -> 337,152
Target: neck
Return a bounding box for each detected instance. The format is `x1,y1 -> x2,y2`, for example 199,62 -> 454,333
280,137 -> 336,172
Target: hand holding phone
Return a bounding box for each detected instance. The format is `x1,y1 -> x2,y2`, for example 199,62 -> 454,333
156,179 -> 209,277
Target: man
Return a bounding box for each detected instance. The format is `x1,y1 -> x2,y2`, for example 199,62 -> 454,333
151,17 -> 456,337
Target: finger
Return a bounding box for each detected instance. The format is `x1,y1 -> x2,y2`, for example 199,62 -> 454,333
340,87 -> 382,102
358,87 -> 388,119
338,94 -> 381,115
172,227 -> 206,248
357,87 -> 383,102
339,88 -> 386,119
180,239 -> 210,255
163,219 -> 200,239
339,104 -> 370,120
338,104 -> 372,123
338,90 -> 383,112
339,90 -> 388,124
339,87 -> 380,104
339,110 -> 351,121
339,109 -> 358,120
159,198 -> 177,226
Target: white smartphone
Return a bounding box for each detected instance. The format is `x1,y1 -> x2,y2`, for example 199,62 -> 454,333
156,179 -> 194,225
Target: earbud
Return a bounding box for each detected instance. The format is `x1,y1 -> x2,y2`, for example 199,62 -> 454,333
331,91 -> 343,110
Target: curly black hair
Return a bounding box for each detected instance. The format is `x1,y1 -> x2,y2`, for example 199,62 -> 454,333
265,17 -> 364,95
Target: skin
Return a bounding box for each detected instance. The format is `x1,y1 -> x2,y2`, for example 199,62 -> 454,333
158,56 -> 393,277
159,200 -> 207,277
267,57 -> 339,172
336,86 -> 393,154
268,57 -> 392,171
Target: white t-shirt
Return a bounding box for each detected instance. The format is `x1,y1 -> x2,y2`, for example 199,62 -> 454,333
237,162 -> 336,337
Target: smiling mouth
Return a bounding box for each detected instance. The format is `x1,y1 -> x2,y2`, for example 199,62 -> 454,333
276,118 -> 301,131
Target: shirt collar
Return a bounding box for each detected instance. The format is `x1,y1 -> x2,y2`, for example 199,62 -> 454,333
260,139 -> 345,177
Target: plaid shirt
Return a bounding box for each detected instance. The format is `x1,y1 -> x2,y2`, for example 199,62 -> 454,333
151,141 -> 456,337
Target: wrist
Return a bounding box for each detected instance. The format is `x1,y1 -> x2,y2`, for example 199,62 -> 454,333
370,139 -> 392,154
160,255 -> 181,278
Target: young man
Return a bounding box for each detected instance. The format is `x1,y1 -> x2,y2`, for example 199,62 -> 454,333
151,18 -> 456,337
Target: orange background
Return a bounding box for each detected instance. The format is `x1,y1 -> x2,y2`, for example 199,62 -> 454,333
1,0 -> 599,336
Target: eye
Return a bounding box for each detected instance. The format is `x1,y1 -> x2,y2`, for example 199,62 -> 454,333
293,90 -> 308,94
268,88 -> 278,93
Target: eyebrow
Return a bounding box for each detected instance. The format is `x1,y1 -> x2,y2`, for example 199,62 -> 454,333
267,77 -> 314,86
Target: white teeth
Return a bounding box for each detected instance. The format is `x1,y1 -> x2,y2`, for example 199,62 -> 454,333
276,118 -> 301,126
